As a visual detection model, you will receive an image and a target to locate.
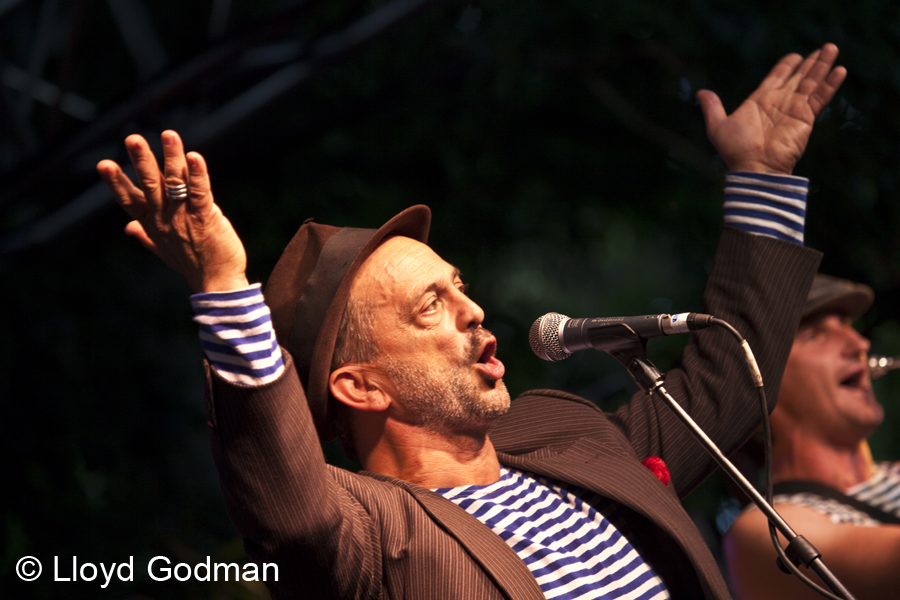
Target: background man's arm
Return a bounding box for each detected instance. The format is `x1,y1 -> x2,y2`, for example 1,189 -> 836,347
724,504 -> 900,600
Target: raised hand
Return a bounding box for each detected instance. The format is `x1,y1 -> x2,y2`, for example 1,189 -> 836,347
696,43 -> 847,175
97,131 -> 249,293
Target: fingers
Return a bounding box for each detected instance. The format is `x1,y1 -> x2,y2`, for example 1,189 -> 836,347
97,159 -> 148,220
755,53 -> 804,92
111,131 -> 201,217
161,130 -> 190,207
123,220 -> 160,256
784,49 -> 822,89
806,43 -> 840,80
757,43 -> 839,96
695,90 -> 726,135
796,43 -> 841,96
124,134 -> 165,213
753,43 -> 843,120
808,65 -> 847,116
185,151 -> 215,212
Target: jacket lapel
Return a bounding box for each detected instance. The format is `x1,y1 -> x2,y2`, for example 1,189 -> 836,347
501,440 -> 667,503
499,438 -> 703,545
363,472 -> 546,600
361,438 -> 718,600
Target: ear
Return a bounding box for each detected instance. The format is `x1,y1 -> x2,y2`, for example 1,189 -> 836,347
329,364 -> 392,412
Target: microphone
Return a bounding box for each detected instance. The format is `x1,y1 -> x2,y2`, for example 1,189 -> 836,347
530,312 -> 715,362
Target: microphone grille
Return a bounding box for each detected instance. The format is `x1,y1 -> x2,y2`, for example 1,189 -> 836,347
529,312 -> 570,362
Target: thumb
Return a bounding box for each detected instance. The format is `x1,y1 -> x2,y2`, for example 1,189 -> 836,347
695,89 -> 726,136
124,220 -> 160,257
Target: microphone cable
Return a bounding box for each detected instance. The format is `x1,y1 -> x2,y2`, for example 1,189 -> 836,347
711,318 -> 850,600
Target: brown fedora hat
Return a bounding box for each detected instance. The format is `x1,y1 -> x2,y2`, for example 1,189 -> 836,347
802,273 -> 874,322
265,205 -> 431,440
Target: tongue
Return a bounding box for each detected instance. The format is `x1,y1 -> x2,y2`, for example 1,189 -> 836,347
477,356 -> 505,380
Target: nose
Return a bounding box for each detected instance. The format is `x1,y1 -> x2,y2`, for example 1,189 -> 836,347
454,289 -> 484,331
841,322 -> 871,356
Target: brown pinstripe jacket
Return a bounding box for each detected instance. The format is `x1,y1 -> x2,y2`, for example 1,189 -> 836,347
206,228 -> 821,599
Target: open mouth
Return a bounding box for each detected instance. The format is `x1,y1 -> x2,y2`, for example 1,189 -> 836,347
477,339 -> 497,364
473,337 -> 505,381
840,369 -> 866,389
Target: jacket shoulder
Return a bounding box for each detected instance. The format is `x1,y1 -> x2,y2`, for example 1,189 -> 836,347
491,389 -> 628,455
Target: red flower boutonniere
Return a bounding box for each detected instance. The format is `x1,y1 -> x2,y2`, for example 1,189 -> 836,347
642,456 -> 670,487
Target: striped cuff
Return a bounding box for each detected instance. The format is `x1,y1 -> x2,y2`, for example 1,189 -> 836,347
191,283 -> 285,386
723,172 -> 808,245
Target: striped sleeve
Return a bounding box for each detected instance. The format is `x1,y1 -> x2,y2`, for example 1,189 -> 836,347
190,283 -> 285,386
723,171 -> 808,244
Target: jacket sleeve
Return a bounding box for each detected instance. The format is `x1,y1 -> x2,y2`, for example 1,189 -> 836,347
605,227 -> 821,497
204,352 -> 381,600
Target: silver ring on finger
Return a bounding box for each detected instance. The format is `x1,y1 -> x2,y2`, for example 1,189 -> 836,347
166,183 -> 189,202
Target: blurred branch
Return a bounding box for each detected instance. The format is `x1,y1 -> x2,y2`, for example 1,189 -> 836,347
0,0 -> 445,257
449,39 -> 719,180
106,0 -> 168,80
0,0 -> 26,19
0,0 -> 324,205
532,41 -> 690,78
585,74 -> 720,181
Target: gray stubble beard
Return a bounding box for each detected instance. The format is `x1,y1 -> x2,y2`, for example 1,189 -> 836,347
379,327 -> 511,438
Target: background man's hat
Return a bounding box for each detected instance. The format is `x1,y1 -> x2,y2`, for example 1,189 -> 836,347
802,273 -> 874,321
264,205 -> 431,440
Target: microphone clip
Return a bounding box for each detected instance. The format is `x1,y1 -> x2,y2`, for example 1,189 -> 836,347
602,336 -> 665,394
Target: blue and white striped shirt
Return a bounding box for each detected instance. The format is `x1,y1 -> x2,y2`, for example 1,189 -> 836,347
436,468 -> 669,600
847,462 -> 900,516
724,172 -> 807,244
190,283 -> 284,385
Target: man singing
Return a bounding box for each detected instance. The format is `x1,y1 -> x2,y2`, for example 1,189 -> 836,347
724,273 -> 900,600
98,44 -> 844,599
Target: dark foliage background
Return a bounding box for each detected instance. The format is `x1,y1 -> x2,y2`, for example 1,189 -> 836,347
2,1 -> 900,598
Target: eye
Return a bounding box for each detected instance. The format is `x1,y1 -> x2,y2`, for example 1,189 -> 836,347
801,326 -> 824,342
456,282 -> 469,294
422,296 -> 439,313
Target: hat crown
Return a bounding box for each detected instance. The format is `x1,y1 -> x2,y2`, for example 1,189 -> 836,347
802,273 -> 873,321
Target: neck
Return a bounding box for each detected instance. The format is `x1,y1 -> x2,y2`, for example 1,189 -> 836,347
360,420 -> 502,489
772,430 -> 873,491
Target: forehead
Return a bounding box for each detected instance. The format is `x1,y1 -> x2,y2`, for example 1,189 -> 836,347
796,312 -> 852,335
353,236 -> 457,306
790,313 -> 856,359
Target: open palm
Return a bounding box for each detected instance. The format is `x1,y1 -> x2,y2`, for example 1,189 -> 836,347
698,44 -> 847,174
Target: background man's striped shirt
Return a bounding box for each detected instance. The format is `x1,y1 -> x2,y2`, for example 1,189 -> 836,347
740,463 -> 900,527
847,461 -> 900,517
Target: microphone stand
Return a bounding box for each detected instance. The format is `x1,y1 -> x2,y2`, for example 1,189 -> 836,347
608,341 -> 857,600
